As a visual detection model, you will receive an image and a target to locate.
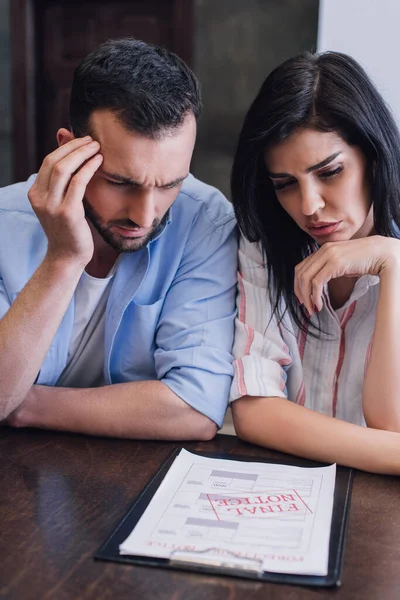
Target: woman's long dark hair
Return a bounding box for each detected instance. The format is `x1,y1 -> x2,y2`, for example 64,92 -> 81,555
231,51 -> 400,334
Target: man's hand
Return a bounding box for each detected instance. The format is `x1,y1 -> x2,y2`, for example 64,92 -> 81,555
28,136 -> 103,267
294,236 -> 400,315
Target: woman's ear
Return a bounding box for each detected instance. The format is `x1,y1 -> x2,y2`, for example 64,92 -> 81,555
56,128 -> 74,147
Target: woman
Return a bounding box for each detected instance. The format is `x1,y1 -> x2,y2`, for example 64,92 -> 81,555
230,51 -> 400,474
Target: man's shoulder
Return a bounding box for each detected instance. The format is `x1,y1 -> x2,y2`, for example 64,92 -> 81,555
176,174 -> 235,229
0,175 -> 36,214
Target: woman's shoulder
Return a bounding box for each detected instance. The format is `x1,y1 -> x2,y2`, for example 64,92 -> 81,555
238,236 -> 268,286
239,235 -> 265,264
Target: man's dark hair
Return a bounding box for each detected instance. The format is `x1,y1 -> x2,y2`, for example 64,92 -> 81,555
231,50 -> 400,336
70,38 -> 202,138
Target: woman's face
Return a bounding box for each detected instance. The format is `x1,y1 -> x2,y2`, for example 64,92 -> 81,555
264,128 -> 374,244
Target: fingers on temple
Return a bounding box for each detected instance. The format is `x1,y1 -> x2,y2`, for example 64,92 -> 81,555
35,138 -> 99,200
63,154 -> 103,210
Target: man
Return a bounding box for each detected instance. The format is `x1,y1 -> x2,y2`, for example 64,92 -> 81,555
0,38 -> 237,439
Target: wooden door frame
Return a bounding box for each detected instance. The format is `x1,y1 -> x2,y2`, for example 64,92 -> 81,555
10,0 -> 194,182
11,0 -> 37,182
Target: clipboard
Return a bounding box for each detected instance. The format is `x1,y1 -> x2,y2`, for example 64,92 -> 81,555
95,449 -> 353,588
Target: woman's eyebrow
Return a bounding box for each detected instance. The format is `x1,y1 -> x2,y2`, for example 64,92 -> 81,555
267,152 -> 342,178
306,151 -> 342,173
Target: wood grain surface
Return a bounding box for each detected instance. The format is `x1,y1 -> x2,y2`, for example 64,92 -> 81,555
1,428 -> 399,600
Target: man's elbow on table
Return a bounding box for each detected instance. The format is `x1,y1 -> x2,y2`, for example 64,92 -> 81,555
159,384 -> 219,440
191,413 -> 218,441
152,384 -> 223,439
0,392 -> 25,422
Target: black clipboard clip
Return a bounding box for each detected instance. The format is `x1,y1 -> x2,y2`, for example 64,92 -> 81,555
170,547 -> 264,576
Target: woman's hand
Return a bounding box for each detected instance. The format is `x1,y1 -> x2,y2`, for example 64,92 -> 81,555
294,236 -> 400,315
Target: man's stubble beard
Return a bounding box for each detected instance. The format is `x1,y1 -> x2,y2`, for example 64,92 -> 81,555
83,198 -> 168,253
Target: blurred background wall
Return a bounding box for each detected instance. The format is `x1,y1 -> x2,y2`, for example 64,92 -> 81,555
318,0 -> 400,126
193,0 -> 319,197
0,0 -> 318,192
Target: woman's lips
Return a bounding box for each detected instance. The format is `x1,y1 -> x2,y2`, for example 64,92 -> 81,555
307,221 -> 342,237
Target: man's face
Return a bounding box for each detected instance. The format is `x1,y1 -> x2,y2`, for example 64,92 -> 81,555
68,109 -> 196,253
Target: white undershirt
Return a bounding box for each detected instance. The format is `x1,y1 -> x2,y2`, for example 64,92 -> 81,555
56,262 -> 118,388
67,269 -> 114,361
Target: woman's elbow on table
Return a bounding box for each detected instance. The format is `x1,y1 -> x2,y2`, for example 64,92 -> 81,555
363,409 -> 400,434
231,395 -> 291,449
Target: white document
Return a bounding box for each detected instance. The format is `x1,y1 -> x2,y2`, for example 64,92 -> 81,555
119,449 -> 336,576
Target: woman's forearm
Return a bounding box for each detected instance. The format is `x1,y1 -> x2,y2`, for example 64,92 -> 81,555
363,261 -> 400,431
232,395 -> 400,474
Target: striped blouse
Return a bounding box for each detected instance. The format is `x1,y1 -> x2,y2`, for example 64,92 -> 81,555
230,237 -> 380,426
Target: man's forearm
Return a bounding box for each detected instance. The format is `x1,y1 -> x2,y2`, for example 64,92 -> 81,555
9,380 -> 218,441
0,257 -> 84,419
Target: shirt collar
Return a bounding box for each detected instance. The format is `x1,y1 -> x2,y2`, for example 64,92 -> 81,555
148,207 -> 173,245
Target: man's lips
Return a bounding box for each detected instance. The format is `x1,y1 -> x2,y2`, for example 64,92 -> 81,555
112,225 -> 148,238
307,221 -> 342,237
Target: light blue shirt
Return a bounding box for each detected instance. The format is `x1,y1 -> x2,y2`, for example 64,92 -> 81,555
0,174 -> 238,427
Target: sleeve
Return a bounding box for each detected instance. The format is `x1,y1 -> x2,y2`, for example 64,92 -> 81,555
154,216 -> 238,428
230,237 -> 293,402
0,277 -> 11,319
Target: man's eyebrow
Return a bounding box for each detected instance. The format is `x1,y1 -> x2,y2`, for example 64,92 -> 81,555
101,170 -> 188,188
101,171 -> 137,184
267,152 -> 342,178
158,175 -> 188,188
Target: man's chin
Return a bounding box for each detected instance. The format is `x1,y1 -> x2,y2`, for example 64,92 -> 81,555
108,234 -> 151,253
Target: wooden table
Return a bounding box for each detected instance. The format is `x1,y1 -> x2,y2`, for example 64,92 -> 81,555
1,428 -> 400,599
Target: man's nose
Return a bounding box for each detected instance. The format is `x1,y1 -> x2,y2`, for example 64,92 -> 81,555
128,190 -> 157,228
